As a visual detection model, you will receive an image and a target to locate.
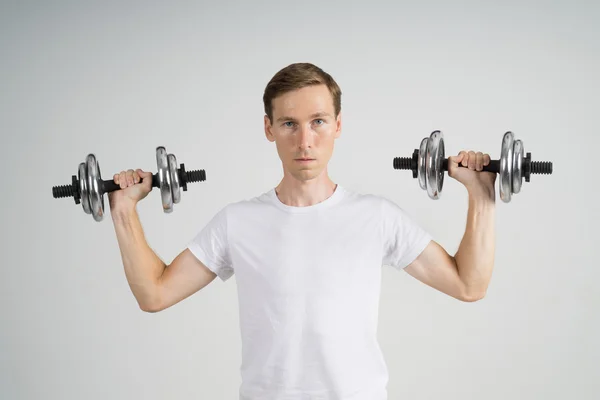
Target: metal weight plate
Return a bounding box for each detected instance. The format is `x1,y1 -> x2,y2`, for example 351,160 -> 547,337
168,153 -> 181,204
512,139 -> 524,194
78,161 -> 92,215
426,130 -> 445,199
499,131 -> 515,203
417,137 -> 428,190
156,146 -> 173,213
86,153 -> 105,221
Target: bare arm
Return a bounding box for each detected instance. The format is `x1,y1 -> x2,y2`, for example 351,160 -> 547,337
404,150 -> 497,302
112,206 -> 217,312
453,195 -> 495,298
404,194 -> 495,302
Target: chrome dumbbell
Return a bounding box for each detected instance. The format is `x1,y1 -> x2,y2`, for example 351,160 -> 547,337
52,146 -> 206,221
393,131 -> 553,202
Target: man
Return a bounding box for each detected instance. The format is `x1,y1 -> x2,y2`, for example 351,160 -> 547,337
108,62 -> 496,399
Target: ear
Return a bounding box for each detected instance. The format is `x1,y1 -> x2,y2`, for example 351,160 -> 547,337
334,111 -> 342,138
264,115 -> 275,142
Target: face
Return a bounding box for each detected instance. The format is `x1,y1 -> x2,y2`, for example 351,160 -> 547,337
264,84 -> 342,183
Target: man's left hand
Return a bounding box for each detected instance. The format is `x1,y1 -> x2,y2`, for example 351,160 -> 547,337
448,151 -> 497,202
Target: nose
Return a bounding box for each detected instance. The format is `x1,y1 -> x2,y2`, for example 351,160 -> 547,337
297,125 -> 313,150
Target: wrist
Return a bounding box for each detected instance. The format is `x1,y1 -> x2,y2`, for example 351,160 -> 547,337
111,201 -> 138,222
466,187 -> 495,206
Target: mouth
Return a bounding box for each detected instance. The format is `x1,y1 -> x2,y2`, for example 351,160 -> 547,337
295,158 -> 315,162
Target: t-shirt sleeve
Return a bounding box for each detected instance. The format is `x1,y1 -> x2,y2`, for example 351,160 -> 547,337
381,197 -> 433,270
187,206 -> 234,282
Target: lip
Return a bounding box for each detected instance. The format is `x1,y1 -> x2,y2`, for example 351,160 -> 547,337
295,159 -> 315,162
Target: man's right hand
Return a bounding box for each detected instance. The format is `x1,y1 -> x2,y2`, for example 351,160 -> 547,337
108,168 -> 153,211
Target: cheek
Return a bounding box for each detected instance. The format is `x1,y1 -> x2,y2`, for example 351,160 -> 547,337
320,132 -> 336,147
273,140 -> 288,158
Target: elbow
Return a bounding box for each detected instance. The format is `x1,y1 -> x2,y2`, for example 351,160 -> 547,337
137,292 -> 164,313
137,281 -> 164,313
139,301 -> 163,313
460,291 -> 486,302
459,285 -> 487,302
459,282 -> 487,302
457,273 -> 489,302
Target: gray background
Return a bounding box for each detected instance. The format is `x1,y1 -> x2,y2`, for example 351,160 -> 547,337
1,0 -> 598,399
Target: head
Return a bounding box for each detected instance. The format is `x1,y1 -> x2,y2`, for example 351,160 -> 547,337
263,63 -> 342,183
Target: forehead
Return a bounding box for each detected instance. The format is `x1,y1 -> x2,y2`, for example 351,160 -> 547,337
271,84 -> 334,117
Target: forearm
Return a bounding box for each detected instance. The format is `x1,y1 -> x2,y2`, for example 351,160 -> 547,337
454,191 -> 496,299
112,204 -> 166,309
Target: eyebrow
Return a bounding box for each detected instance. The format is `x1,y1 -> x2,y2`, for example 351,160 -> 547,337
276,112 -> 332,123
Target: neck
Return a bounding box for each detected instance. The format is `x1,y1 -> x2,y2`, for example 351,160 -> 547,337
275,177 -> 338,207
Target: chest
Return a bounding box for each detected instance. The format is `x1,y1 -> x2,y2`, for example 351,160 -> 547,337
228,212 -> 383,296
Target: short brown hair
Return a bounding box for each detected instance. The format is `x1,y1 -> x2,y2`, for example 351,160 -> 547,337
263,63 -> 342,122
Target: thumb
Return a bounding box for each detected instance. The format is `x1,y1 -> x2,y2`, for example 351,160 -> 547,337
451,151 -> 467,164
448,151 -> 465,165
137,169 -> 153,183
447,152 -> 467,178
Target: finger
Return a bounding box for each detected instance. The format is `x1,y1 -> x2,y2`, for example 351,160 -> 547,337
483,153 -> 491,166
126,169 -> 135,186
467,151 -> 476,170
119,171 -> 127,189
113,173 -> 119,184
448,153 -> 462,173
454,151 -> 466,166
137,169 -> 152,185
476,152 -> 484,171
140,169 -> 151,180
132,169 -> 140,184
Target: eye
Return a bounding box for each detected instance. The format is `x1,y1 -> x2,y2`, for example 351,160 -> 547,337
283,121 -> 295,128
314,119 -> 324,125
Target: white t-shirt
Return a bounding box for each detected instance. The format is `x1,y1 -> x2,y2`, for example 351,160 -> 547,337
187,184 -> 432,400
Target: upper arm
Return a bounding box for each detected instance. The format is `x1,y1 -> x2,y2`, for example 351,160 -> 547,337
380,197 -> 472,302
148,206 -> 234,312
149,249 -> 217,312
403,241 -> 471,301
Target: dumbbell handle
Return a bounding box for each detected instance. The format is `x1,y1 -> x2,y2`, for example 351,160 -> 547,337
100,168 -> 206,193
102,174 -> 160,193
442,159 -> 500,173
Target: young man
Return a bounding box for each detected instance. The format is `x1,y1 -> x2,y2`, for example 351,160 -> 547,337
109,63 -> 496,400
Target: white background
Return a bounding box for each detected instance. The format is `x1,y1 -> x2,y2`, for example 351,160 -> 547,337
1,0 -> 598,399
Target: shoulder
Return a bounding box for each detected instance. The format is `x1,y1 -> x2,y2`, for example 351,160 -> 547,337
356,190 -> 419,226
342,186 -> 401,213
336,184 -> 384,206
212,188 -> 275,219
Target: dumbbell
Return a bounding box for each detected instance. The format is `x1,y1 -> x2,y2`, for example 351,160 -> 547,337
52,146 -> 206,221
393,131 -> 553,202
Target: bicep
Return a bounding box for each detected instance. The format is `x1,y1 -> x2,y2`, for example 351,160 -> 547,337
403,241 -> 468,301
154,249 -> 217,312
